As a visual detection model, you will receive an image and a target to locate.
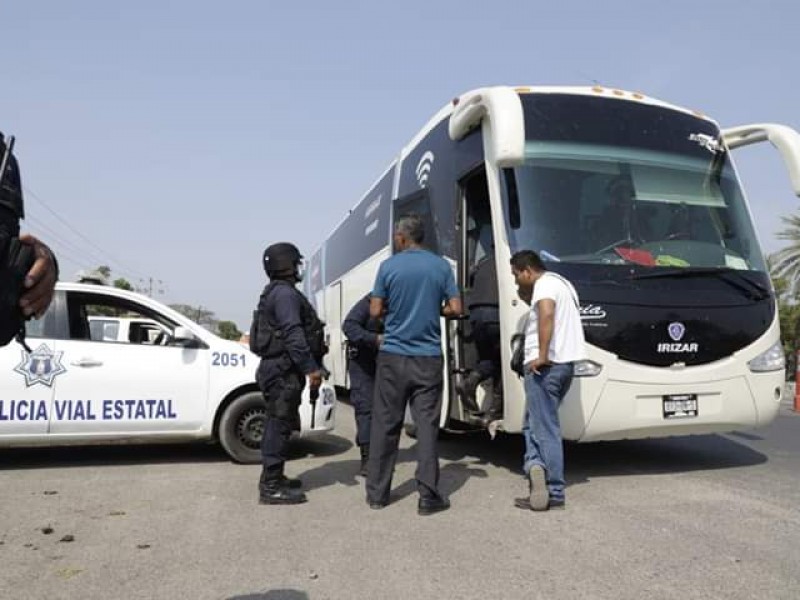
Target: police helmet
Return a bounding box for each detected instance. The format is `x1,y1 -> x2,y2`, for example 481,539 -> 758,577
263,242 -> 303,278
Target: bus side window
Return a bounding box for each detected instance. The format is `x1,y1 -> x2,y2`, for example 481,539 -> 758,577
392,189 -> 440,254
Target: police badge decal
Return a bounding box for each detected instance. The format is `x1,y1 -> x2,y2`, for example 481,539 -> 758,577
13,343 -> 67,387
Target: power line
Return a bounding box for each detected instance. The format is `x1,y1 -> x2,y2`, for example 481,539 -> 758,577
23,185 -> 151,281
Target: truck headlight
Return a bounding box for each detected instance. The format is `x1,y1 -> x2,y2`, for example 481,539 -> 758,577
747,342 -> 785,373
573,360 -> 602,377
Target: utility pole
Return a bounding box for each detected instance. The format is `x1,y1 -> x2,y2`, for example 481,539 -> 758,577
138,277 -> 165,297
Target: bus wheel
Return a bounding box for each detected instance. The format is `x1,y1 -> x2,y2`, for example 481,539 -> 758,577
403,423 -> 417,439
219,392 -> 265,464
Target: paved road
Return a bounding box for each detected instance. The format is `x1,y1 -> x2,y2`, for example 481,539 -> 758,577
1,397 -> 798,600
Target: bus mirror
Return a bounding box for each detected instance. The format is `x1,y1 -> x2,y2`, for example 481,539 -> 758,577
449,87 -> 525,167
722,123 -> 800,197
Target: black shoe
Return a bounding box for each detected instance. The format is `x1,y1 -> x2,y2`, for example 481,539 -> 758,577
548,498 -> 566,510
417,496 -> 450,516
259,486 -> 307,505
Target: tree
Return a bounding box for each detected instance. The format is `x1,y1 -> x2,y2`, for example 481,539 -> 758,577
769,214 -> 800,296
169,304 -> 218,330
768,254 -> 800,381
114,278 -> 133,291
217,320 -> 242,341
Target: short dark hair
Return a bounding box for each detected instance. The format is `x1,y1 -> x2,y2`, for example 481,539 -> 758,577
395,214 -> 425,244
510,250 -> 546,272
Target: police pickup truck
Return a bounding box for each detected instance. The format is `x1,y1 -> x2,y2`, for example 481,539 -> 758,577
0,282 -> 336,463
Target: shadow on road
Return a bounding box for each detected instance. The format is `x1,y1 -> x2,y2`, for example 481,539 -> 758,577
0,433 -> 352,471
436,428 -> 769,491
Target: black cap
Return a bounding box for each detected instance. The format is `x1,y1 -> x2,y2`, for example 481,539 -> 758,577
263,242 -> 302,276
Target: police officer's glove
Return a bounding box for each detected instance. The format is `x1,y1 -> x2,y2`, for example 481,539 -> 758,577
0,236 -> 35,350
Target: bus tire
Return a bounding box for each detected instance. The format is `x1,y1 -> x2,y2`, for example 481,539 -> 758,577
219,391 -> 266,464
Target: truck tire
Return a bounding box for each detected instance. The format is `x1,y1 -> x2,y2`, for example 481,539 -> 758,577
219,391 -> 266,464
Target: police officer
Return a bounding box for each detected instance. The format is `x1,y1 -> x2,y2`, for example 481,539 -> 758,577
457,252 -> 503,422
1,132 -> 58,348
250,242 -> 325,505
342,293 -> 383,477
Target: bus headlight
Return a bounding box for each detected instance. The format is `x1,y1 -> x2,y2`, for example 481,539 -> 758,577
747,342 -> 785,373
573,360 -> 602,377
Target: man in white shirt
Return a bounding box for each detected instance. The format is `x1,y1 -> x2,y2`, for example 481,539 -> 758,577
510,250 -> 586,511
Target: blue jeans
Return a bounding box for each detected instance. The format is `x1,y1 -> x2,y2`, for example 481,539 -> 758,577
523,363 -> 574,502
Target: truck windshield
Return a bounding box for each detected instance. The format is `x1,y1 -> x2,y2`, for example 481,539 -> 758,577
502,94 -> 767,273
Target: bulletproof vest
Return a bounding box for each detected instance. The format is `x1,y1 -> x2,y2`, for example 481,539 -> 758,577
249,280 -> 328,361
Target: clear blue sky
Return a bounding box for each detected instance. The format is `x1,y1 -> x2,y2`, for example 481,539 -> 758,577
2,1 -> 798,329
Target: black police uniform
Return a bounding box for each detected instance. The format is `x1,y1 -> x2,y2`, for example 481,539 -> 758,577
459,254 -> 502,419
342,293 -> 382,475
0,132 -> 39,349
250,243 -> 325,505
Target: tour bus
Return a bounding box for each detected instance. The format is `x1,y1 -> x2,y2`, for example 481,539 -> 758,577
306,85 -> 800,441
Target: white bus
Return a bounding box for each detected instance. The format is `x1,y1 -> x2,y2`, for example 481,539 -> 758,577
306,85 -> 800,441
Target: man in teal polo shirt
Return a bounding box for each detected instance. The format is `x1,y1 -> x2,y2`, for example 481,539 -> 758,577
365,213 -> 461,516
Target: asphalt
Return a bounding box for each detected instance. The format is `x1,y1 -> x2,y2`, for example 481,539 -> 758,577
1,396 -> 798,600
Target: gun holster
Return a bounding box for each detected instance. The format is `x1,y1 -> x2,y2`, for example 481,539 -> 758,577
0,236 -> 36,348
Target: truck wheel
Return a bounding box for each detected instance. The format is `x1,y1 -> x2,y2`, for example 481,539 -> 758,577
219,392 -> 266,464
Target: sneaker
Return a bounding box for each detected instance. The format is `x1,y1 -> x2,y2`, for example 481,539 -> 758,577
527,465 -> 549,511
366,497 -> 388,510
417,496 -> 450,516
512,497 -> 566,511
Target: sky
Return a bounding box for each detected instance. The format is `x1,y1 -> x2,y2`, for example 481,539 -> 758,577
2,1 -> 798,329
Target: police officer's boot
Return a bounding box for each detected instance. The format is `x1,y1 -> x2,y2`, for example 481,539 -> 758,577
358,445 -> 369,478
259,469 -> 302,491
456,371 -> 482,413
259,468 -> 307,505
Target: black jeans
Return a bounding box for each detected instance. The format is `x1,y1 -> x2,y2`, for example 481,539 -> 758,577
366,352 -> 444,503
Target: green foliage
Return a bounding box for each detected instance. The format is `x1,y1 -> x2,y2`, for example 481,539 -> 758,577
113,278 -> 133,291
216,320 -> 242,341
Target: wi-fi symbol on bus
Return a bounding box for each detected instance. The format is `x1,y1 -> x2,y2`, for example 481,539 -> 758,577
415,151 -> 435,188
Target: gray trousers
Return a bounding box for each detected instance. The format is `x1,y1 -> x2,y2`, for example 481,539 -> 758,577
366,351 -> 444,503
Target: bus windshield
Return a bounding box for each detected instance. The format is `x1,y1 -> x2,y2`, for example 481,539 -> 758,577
502,95 -> 767,273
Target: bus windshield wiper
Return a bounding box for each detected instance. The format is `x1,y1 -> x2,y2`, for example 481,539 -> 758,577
630,267 -> 770,300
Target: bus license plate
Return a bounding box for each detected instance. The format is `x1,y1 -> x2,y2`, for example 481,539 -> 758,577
663,394 -> 698,419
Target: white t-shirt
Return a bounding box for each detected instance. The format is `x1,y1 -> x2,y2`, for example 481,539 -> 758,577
524,272 -> 587,364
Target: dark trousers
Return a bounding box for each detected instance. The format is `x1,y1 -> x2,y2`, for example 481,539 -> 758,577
470,306 -> 501,381
259,369 -> 303,480
366,352 -> 444,503
348,359 -> 375,447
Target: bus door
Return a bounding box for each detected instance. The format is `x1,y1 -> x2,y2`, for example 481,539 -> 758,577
324,281 -> 346,387
456,167 -> 501,424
